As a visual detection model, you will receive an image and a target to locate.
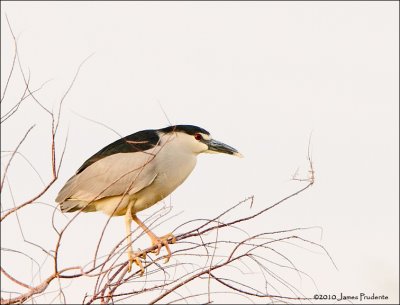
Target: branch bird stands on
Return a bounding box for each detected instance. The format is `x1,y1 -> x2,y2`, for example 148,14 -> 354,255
56,125 -> 242,275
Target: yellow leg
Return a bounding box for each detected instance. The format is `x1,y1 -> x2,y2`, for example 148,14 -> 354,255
124,208 -> 145,275
132,214 -> 176,263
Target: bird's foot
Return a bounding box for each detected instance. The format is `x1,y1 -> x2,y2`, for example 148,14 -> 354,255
150,232 -> 176,263
127,250 -> 146,275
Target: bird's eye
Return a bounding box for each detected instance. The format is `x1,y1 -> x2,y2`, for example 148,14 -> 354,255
194,133 -> 203,141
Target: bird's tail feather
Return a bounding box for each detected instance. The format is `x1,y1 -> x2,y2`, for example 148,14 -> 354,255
59,199 -> 96,213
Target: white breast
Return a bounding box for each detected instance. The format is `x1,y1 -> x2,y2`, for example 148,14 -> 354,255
131,133 -> 198,213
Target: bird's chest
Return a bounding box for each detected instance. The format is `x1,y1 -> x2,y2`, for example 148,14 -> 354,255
152,149 -> 197,197
131,138 -> 198,213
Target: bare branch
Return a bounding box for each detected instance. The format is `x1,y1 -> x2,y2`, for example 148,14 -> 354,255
1,15 -> 17,103
1,125 -> 35,192
54,53 -> 94,135
1,25 -> 332,305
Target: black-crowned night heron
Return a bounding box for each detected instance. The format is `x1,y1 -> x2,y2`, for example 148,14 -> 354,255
56,125 -> 242,274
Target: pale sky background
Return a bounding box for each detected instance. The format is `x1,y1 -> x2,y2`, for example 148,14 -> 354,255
1,1 -> 399,304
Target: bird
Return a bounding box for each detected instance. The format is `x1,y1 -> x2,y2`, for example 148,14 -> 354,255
55,124 -> 242,274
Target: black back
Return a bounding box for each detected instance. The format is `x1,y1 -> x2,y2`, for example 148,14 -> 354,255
76,125 -> 209,174
159,125 -> 209,136
76,129 -> 160,174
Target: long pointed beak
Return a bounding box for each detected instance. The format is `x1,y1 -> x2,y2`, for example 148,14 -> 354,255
205,139 -> 243,158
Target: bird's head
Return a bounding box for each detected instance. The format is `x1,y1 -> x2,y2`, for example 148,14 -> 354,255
159,125 -> 243,157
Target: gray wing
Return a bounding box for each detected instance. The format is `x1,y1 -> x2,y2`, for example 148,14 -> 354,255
56,148 -> 160,204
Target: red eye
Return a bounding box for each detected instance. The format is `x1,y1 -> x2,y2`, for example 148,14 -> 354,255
194,133 -> 203,141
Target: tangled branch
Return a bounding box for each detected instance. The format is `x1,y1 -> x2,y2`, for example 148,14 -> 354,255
1,19 -> 333,305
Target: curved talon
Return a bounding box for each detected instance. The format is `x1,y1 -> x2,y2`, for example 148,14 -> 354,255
131,216 -> 176,265
150,233 -> 176,263
167,233 -> 177,244
127,250 -> 145,275
139,251 -> 147,260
